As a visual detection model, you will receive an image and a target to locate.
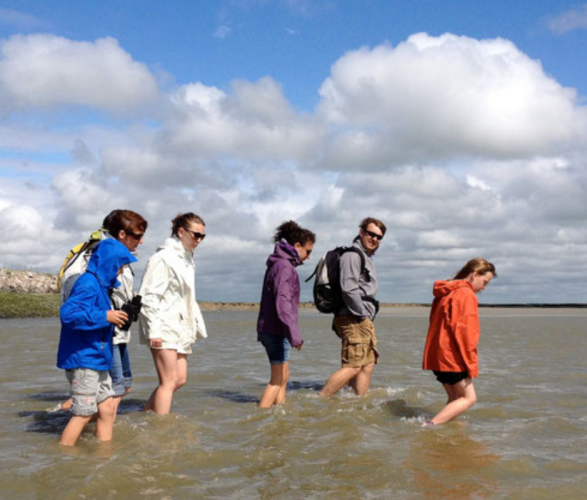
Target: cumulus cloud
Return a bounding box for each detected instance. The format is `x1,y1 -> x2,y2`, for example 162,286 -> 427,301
548,4 -> 587,34
303,155 -> 587,302
2,32 -> 587,303
159,77 -> 324,162
0,34 -> 159,113
51,168 -> 116,231
0,204 -> 71,269
318,33 -> 587,166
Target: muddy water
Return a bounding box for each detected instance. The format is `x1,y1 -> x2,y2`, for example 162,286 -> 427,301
2,307 -> 587,499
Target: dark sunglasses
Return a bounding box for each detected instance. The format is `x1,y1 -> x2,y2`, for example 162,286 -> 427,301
126,231 -> 145,241
365,229 -> 384,241
185,229 -> 206,241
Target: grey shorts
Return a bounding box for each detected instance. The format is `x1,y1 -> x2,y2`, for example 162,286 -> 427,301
65,368 -> 114,416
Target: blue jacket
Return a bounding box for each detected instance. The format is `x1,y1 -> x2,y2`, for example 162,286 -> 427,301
257,239 -> 303,347
57,239 -> 137,371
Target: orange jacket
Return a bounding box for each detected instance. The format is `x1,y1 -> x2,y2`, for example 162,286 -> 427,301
422,280 -> 480,379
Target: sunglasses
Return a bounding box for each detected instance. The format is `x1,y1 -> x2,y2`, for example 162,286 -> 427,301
365,229 -> 384,241
126,231 -> 145,241
185,229 -> 206,241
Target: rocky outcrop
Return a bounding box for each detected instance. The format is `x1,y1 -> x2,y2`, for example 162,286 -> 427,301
0,268 -> 58,294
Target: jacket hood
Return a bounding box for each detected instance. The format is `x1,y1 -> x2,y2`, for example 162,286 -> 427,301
433,279 -> 474,299
87,238 -> 137,289
158,236 -> 192,259
267,239 -> 302,268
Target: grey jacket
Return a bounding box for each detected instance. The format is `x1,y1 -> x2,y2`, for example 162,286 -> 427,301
337,239 -> 379,320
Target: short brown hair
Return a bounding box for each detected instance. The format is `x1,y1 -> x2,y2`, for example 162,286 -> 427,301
360,217 -> 387,236
104,209 -> 148,237
454,258 -> 496,280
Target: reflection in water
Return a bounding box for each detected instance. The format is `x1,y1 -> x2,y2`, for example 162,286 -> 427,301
406,428 -> 499,499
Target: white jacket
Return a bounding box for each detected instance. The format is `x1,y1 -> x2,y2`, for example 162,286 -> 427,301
111,264 -> 135,345
138,236 -> 207,354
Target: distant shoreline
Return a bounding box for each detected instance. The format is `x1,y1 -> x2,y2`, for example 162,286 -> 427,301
2,269 -> 586,317
1,291 -> 586,319
203,302 -> 587,311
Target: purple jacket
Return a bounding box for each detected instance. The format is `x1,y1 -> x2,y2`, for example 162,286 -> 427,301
257,240 -> 303,347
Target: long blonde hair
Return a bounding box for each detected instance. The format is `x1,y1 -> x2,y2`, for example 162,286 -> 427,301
454,258 -> 496,280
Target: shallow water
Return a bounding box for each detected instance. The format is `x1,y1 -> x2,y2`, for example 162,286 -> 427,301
2,308 -> 587,499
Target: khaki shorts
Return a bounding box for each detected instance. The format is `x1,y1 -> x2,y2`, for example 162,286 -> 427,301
334,315 -> 379,368
65,368 -> 114,416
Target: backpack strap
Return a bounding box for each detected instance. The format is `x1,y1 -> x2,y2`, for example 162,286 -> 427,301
340,246 -> 365,272
339,247 -> 380,318
62,239 -> 100,275
304,264 -> 319,283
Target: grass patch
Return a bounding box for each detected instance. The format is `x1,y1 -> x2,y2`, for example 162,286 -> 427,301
0,291 -> 60,319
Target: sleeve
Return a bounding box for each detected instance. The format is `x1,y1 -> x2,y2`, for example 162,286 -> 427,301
60,277 -> 110,331
139,257 -> 172,340
339,251 -> 366,318
451,290 -> 480,379
110,265 -> 134,309
274,265 -> 302,347
194,290 -> 208,340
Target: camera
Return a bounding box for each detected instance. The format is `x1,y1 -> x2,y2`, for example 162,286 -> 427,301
118,294 -> 143,332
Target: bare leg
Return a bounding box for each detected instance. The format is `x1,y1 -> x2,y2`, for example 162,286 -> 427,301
111,395 -> 122,415
95,397 -> 116,441
430,378 -> 476,425
350,362 -> 375,396
147,349 -> 185,415
60,415 -> 93,446
175,354 -> 188,391
112,386 -> 132,414
319,366 -> 361,397
275,363 -> 290,405
259,362 -> 289,408
60,398 -> 73,411
143,389 -> 156,412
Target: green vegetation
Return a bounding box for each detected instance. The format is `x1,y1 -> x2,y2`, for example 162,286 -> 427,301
0,291 -> 60,319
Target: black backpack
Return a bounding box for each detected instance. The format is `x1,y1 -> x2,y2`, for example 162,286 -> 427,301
305,246 -> 366,314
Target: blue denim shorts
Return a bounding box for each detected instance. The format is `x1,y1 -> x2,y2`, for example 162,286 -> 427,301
258,332 -> 291,365
110,343 -> 132,397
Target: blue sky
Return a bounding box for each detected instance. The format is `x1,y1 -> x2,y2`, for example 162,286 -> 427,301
1,1 -> 587,303
3,1 -> 586,107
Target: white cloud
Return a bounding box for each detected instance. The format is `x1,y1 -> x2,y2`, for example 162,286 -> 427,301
2,33 -> 587,303
0,204 -> 70,269
51,168 -> 116,231
318,33 -> 587,166
548,4 -> 587,34
159,77 -> 324,162
0,34 -> 159,113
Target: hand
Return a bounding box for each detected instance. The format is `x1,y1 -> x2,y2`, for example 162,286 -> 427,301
107,310 -> 129,328
149,338 -> 163,349
295,343 -> 303,351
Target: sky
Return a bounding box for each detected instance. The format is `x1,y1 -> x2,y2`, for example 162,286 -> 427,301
1,0 -> 587,304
